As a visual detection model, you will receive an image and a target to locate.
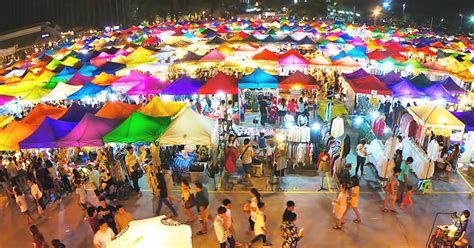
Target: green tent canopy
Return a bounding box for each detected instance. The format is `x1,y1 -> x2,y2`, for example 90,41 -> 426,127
103,112 -> 171,143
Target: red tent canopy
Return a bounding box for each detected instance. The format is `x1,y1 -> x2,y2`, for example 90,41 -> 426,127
252,49 -> 279,61
279,71 -> 319,89
367,50 -> 387,60
279,49 -> 306,61
199,72 -> 238,94
346,75 -> 392,95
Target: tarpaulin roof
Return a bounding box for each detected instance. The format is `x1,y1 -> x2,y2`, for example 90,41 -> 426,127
68,82 -> 107,100
91,72 -> 121,86
389,79 -> 427,98
0,95 -> 15,106
451,110 -> 474,132
252,49 -> 279,61
22,104 -> 67,125
199,72 -> 238,94
41,83 -> 82,102
95,101 -> 141,119
309,56 -> 333,66
126,76 -> 170,96
20,117 -> 78,149
112,70 -> 149,88
0,116 -> 13,128
279,71 -> 319,89
59,103 -> 100,122
343,68 -> 369,80
423,82 -> 459,103
161,76 -> 202,95
239,68 -> 278,89
20,86 -> 51,104
437,77 -> 465,94
66,73 -> 94,86
199,50 -> 226,62
139,96 -> 172,117
57,113 -> 120,147
103,112 -> 171,143
159,107 -> 218,146
409,73 -> 433,88
346,75 -> 392,95
408,105 -> 464,130
0,121 -> 36,151
377,71 -> 402,85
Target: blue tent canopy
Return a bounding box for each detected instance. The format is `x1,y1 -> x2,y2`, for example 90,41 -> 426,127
436,77 -> 465,95
57,67 -> 77,76
67,82 -> 107,100
238,68 -> 278,89
59,103 -> 100,122
423,82 -> 459,103
161,76 -> 203,95
330,51 -> 347,61
93,62 -> 126,76
20,117 -> 78,149
389,79 -> 427,98
77,64 -> 98,76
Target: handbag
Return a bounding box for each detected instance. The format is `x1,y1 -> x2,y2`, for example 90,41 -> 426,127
184,193 -> 196,209
242,202 -> 251,213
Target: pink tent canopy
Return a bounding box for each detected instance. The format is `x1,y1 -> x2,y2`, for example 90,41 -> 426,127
199,50 -> 226,62
0,95 -> 15,106
126,76 -> 171,96
279,50 -> 308,66
112,70 -> 149,88
66,73 -> 94,86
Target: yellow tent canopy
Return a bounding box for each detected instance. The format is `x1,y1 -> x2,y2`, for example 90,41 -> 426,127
61,56 -> 80,67
92,72 -> 121,86
0,116 -> 13,128
408,105 -> 465,131
20,86 -> 51,104
139,96 -> 170,117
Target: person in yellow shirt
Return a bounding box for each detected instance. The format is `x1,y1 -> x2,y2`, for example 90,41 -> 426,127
239,138 -> 255,186
125,147 -> 140,193
114,205 -> 134,233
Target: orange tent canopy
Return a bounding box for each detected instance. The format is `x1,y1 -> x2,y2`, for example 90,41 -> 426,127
252,49 -> 279,61
0,121 -> 37,151
21,103 -> 67,125
279,71 -> 319,89
95,101 -> 141,119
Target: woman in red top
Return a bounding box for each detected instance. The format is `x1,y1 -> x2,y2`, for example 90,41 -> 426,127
287,98 -> 297,115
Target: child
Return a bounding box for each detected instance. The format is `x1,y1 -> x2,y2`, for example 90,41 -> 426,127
400,185 -> 413,210
14,187 -> 34,225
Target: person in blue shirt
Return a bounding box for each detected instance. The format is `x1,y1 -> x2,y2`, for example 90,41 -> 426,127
397,156 -> 413,205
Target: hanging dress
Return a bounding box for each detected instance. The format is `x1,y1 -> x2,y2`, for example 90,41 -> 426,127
224,139 -> 239,173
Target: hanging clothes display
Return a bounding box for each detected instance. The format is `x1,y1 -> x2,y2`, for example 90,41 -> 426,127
287,126 -> 311,143
427,139 -> 440,161
325,101 -> 333,121
372,116 -> 386,137
330,116 -> 344,138
402,137 -> 433,179
341,135 -> 351,158
384,136 -> 397,158
407,120 -> 418,138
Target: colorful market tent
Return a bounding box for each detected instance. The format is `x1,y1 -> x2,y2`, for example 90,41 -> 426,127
59,103 -> 100,122
91,72 -> 121,86
112,70 -> 149,88
389,79 -> 427,98
126,77 -> 170,96
0,121 -> 36,151
95,102 -> 141,119
103,112 -> 171,143
20,86 -> 51,104
317,100 -> 348,121
58,113 -> 120,147
0,95 -> 15,106
199,50 -> 226,62
437,77 -> 465,94
377,71 -> 402,85
345,75 -> 392,95
67,82 -> 108,100
161,76 -> 202,95
66,73 -> 94,86
278,50 -> 308,66
408,105 -> 465,130
159,107 -> 218,146
279,71 -> 319,89
423,82 -> 459,103
451,110 -> 474,132
238,68 -> 278,89
139,97 -> 172,117
409,74 -> 433,88
343,68 -> 368,80
41,83 -> 82,102
19,117 -> 78,149
0,116 -> 13,128
21,104 -> 67,125
199,72 -> 238,94
252,49 -> 279,61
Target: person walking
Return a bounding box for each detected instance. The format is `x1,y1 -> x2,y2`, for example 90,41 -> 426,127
163,169 -> 180,204
244,188 -> 262,234
222,199 -> 242,246
247,202 -> 270,247
27,177 -> 46,217
259,97 -> 269,126
348,176 -> 362,223
180,179 -> 196,223
282,200 -> 295,222
30,225 -> 48,248
15,187 -> 34,225
332,184 -> 348,230
382,167 -> 401,213
280,212 -> 303,248
195,181 -> 210,235
397,157 -> 413,205
93,220 -> 116,248
355,139 -> 368,177
239,138 -> 255,186
125,147 -> 141,194
214,206 -> 236,248
114,205 -> 134,233
155,172 -> 178,218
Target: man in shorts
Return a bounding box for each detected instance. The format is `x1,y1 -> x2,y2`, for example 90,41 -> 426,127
240,138 -> 255,186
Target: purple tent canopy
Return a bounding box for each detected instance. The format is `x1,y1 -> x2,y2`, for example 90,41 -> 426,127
342,68 -> 368,80
59,103 -> 100,122
161,76 -> 203,95
377,71 -> 402,85
20,117 -> 78,149
0,95 -> 15,106
437,77 -> 465,95
389,79 -> 426,98
126,77 -> 170,96
112,70 -> 148,88
57,113 -> 120,147
66,73 -> 94,86
423,82 -> 459,103
451,110 -> 474,132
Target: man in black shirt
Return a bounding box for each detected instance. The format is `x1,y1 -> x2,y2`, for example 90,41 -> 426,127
96,197 -> 118,234
259,97 -> 269,126
282,200 -> 295,222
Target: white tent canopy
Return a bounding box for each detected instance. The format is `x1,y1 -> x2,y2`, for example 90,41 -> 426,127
159,107 -> 218,146
108,216 -> 192,248
41,83 -> 81,102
